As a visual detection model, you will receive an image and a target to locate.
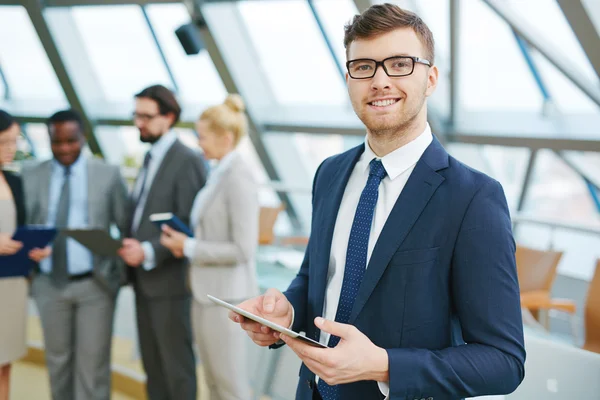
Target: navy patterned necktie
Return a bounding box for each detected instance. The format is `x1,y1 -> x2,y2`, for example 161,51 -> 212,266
318,158 -> 387,400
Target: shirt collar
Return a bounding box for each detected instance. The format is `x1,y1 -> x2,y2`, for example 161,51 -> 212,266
53,153 -> 85,176
211,150 -> 239,177
149,130 -> 177,160
359,123 -> 433,181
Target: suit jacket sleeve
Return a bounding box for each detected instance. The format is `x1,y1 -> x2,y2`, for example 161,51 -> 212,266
148,154 -> 207,267
4,171 -> 26,226
386,179 -> 526,399
189,169 -> 258,266
110,166 -> 129,235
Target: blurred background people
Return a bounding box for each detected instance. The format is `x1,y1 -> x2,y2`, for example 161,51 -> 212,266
0,110 -> 51,400
120,84 -> 207,400
22,109 -> 128,400
160,94 -> 259,400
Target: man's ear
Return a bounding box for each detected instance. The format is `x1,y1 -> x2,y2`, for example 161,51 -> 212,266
425,65 -> 439,97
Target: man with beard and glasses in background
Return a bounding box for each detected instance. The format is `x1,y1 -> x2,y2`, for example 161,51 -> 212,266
119,84 -> 207,400
230,4 -> 525,400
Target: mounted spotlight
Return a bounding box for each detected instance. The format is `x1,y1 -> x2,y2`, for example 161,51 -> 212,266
175,23 -> 205,55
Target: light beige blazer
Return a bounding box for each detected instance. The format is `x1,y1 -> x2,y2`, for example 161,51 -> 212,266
187,153 -> 260,304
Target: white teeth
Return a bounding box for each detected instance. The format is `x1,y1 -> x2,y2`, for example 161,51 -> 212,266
371,99 -> 397,107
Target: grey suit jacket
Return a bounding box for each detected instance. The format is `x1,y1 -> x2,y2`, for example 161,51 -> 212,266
127,139 -> 207,298
22,158 -> 129,296
188,154 -> 259,304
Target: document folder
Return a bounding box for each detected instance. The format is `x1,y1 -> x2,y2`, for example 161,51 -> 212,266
0,226 -> 57,278
150,213 -> 194,237
63,229 -> 122,257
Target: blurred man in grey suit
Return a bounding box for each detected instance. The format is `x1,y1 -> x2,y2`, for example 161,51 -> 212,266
119,84 -> 207,400
22,109 -> 128,400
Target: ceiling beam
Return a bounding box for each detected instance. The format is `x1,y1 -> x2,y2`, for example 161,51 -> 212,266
22,0 -> 102,155
556,0 -> 600,80
44,0 -> 181,6
483,0 -> 600,108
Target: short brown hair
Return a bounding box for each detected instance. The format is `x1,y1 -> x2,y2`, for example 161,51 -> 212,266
344,3 -> 435,65
135,84 -> 181,127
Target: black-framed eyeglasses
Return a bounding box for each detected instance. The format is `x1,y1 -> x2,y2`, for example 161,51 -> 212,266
346,56 -> 431,79
132,112 -> 160,122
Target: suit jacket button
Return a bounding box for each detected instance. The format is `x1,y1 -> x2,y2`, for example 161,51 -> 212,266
307,380 -> 313,389
427,397 -> 433,400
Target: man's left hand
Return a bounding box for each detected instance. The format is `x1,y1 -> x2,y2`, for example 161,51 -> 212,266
119,238 -> 145,267
280,317 -> 389,385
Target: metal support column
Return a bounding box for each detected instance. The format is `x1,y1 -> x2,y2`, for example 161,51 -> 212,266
140,5 -> 180,93
185,0 -> 302,230
0,62 -> 10,100
449,0 -> 460,126
306,0 -> 346,82
557,0 -> 600,80
517,149 -> 538,211
22,0 -> 102,156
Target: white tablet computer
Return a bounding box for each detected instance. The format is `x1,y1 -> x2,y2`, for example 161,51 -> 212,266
207,294 -> 327,348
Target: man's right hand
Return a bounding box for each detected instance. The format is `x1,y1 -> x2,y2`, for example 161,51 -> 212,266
229,288 -> 293,347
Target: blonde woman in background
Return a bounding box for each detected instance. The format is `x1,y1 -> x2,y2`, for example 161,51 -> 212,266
0,110 -> 51,400
160,94 -> 259,400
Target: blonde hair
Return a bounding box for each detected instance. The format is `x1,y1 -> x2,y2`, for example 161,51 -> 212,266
199,94 -> 248,146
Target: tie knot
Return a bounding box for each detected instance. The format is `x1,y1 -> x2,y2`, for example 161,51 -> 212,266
369,158 -> 387,180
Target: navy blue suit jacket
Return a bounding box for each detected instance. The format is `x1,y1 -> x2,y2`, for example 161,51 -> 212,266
283,137 -> 525,400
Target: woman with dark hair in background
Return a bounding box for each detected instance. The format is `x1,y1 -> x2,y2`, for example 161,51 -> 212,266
0,110 -> 51,400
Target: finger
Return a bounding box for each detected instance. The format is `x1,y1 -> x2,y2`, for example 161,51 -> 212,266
240,320 -> 266,334
252,338 -> 278,347
281,335 -> 327,365
261,288 -> 286,315
161,224 -> 174,234
247,331 -> 280,343
228,311 -> 242,323
314,317 -> 353,339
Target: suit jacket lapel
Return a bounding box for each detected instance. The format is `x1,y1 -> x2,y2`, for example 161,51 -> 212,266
86,160 -> 98,227
36,161 -> 52,224
349,137 -> 449,323
312,145 -> 365,321
196,155 -> 238,223
142,140 -> 179,217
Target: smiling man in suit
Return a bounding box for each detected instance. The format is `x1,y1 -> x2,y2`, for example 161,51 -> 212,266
231,4 -> 526,400
22,109 -> 128,400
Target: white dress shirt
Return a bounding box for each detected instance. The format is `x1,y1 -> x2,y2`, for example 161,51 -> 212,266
319,124 -> 433,396
183,150 -> 239,258
130,130 -> 177,270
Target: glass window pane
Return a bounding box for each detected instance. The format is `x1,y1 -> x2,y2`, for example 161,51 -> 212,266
313,0 -> 358,70
446,143 -> 530,211
0,6 -> 66,101
235,135 -> 293,235
71,6 -> 172,103
238,0 -> 347,106
95,125 -> 149,167
506,0 -> 599,87
533,53 -> 600,113
24,123 -> 52,161
460,0 -> 543,112
583,0 -> 600,30
522,149 -> 600,224
562,151 -> 600,186
145,4 -> 227,105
